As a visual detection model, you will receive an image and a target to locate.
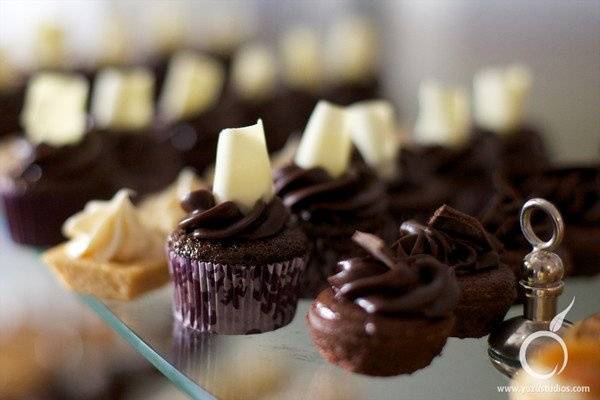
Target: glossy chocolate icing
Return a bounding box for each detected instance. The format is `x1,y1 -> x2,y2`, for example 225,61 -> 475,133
273,164 -> 387,223
6,132 -> 106,189
328,232 -> 458,317
396,205 -> 501,275
178,189 -> 289,240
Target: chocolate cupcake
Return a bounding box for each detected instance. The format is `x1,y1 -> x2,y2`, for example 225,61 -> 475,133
167,121 -> 308,333
0,50 -> 24,138
0,73 -> 112,246
519,165 -> 600,276
308,231 -> 459,376
411,81 -> 500,216
323,16 -> 380,104
156,51 -> 229,173
472,65 -> 549,180
348,100 -> 450,223
278,27 -> 321,137
479,177 -> 573,285
274,101 -> 394,297
221,43 -> 292,153
396,205 -> 516,338
91,67 -> 181,196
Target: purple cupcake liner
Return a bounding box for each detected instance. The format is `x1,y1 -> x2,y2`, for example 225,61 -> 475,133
168,251 -> 305,334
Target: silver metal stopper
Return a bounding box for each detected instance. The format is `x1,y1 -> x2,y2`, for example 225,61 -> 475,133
488,198 -> 571,377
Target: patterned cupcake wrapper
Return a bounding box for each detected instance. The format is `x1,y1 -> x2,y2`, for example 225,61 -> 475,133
168,251 -> 305,334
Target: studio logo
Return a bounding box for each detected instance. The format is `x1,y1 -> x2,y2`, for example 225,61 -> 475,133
519,298 -> 574,380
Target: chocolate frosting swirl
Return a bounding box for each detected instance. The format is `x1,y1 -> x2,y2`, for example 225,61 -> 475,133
520,166 -> 600,226
329,232 -> 459,317
7,133 -> 105,187
396,205 -> 501,275
178,189 -> 289,240
273,164 -> 386,222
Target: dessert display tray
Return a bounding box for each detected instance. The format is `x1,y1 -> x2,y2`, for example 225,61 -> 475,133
2,228 -> 599,399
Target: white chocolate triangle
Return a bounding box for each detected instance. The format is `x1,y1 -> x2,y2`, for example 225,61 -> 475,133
326,15 -> 378,83
151,6 -> 186,54
348,100 -> 400,179
280,27 -> 322,91
232,44 -> 277,101
212,120 -> 274,213
92,68 -> 154,131
158,51 -> 225,122
294,100 -> 351,178
21,73 -> 89,146
98,15 -> 129,65
474,64 -> 532,134
414,81 -> 470,148
35,23 -> 67,69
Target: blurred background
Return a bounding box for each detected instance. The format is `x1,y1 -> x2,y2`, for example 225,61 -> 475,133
1,1 -> 598,399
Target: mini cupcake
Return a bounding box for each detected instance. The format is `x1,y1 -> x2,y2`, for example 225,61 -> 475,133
323,15 -> 380,105
479,177 -> 573,285
156,51 -> 228,173
91,67 -> 182,196
278,27 -> 322,137
412,81 -> 500,215
222,43 -> 291,152
274,101 -> 393,297
166,121 -> 308,334
396,205 -> 516,338
308,231 -> 459,376
348,100 -> 450,223
0,50 -> 25,138
472,65 -> 549,180
42,189 -> 168,300
0,73 -> 113,246
519,165 -> 600,276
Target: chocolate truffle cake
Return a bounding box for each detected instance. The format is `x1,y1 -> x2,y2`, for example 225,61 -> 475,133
274,101 -> 394,297
167,121 -> 308,334
308,232 -> 459,376
396,205 -> 517,338
0,73 -> 112,246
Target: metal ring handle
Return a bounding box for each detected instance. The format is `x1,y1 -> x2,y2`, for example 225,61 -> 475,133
520,198 -> 564,252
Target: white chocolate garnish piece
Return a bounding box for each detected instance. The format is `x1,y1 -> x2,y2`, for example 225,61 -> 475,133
35,23 -> 67,69
326,15 -> 378,83
414,81 -> 470,148
232,43 -> 277,101
212,120 -> 274,213
21,73 -> 89,146
158,51 -> 225,122
294,100 -> 351,178
474,64 -> 532,134
98,15 -> 130,65
92,68 -> 154,131
151,5 -> 186,54
280,27 -> 322,91
348,100 -> 400,179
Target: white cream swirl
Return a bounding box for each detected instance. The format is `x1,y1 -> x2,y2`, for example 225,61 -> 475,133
139,169 -> 205,235
63,190 -> 161,263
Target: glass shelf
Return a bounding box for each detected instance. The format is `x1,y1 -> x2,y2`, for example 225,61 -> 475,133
2,225 -> 598,399
79,278 -> 600,400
